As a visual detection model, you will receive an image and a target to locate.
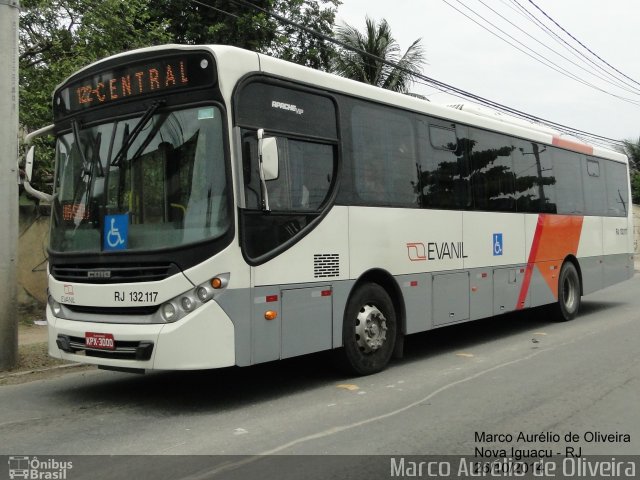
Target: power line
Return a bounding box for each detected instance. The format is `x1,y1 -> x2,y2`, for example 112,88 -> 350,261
441,0 -> 640,107
526,0 -> 640,90
191,0 -> 240,19
187,0 -> 626,148
492,0 -> 635,98
411,75 -> 624,148
473,0 -> 640,97
507,0 -> 640,97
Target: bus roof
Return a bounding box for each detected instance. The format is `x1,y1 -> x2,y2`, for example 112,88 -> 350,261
55,44 -> 628,165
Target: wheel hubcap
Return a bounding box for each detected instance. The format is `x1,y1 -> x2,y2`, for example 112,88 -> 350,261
355,304 -> 388,353
563,275 -> 577,312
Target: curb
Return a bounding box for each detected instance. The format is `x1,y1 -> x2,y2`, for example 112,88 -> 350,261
0,362 -> 85,380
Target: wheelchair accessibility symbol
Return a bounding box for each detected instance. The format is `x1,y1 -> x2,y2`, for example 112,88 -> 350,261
104,214 -> 128,251
493,233 -> 503,256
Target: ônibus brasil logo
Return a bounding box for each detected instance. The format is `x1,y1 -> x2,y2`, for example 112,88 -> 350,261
8,456 -> 73,479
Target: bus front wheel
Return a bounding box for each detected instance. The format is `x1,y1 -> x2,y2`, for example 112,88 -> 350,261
555,261 -> 581,321
339,283 -> 397,375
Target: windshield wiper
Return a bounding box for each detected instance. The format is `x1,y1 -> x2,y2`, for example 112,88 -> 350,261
91,132 -> 104,177
72,119 -> 89,175
111,99 -> 165,167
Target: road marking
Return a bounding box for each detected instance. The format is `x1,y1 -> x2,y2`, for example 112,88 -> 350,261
456,353 -> 474,358
179,313 -> 632,480
336,384 -> 359,391
181,345 -> 566,480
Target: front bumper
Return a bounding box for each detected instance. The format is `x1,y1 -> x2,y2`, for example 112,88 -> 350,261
47,300 -> 236,371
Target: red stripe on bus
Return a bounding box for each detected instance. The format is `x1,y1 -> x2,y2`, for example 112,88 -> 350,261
552,136 -> 594,155
517,215 -> 584,309
517,215 -> 545,309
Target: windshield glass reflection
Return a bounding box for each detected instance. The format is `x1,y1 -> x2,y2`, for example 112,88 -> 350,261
51,106 -> 229,253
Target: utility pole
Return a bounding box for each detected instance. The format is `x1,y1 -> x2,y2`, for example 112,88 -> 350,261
0,0 -> 20,370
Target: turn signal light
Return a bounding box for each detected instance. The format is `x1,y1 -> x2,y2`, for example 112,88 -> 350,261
211,277 -> 223,289
264,310 -> 278,321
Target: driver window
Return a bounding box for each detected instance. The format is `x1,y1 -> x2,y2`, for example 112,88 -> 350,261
267,138 -> 334,211
242,131 -> 335,212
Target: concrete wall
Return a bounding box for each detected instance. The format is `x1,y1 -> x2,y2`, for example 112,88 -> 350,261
634,204 -> 640,256
18,205 -> 49,305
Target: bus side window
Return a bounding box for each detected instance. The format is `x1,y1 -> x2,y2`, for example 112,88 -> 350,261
241,130 -> 261,210
583,158 -> 606,215
266,138 -> 334,212
420,122 -> 469,209
351,103 -> 419,207
512,140 -> 556,213
604,160 -> 629,216
552,148 -> 585,215
468,128 -> 516,212
239,131 -> 337,259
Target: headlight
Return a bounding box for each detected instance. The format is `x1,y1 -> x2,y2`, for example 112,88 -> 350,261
155,273 -> 230,323
161,303 -> 177,322
196,286 -> 210,302
52,300 -> 62,316
48,296 -> 62,317
180,296 -> 195,312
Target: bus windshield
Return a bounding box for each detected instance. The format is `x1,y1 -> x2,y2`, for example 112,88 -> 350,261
50,105 -> 229,253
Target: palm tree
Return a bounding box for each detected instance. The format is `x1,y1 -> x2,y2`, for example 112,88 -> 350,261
333,16 -> 426,93
617,137 -> 640,171
616,137 -> 640,204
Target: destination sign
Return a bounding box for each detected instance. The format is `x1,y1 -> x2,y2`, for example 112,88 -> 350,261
55,52 -> 216,117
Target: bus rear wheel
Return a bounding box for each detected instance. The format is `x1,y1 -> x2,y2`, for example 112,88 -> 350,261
339,283 -> 397,375
555,261 -> 581,321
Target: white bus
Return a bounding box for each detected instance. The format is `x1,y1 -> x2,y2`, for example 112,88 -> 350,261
24,45 -> 634,375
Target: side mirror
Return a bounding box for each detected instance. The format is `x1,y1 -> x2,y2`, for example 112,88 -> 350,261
257,129 -> 280,211
260,137 -> 279,181
22,125 -> 54,202
25,146 -> 35,182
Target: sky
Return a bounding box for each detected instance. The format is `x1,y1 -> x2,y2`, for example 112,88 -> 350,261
335,0 -> 640,144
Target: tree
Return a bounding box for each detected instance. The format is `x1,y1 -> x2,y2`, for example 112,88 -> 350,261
19,0 -> 340,192
19,0 -> 171,192
631,172 -> 640,205
616,137 -> 640,204
19,0 -> 170,132
147,0 -> 274,52
267,0 -> 340,70
617,137 -> 640,171
147,0 -> 340,71
332,16 -> 426,93
20,0 -> 340,132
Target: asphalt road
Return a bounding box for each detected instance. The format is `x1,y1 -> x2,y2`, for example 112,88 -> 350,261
2,274 -> 639,478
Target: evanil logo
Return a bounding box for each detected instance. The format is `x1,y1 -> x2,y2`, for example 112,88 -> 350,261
271,100 -> 304,115
406,241 -> 468,261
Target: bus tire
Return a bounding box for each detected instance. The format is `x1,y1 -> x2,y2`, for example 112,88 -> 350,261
339,283 -> 397,375
555,261 -> 581,321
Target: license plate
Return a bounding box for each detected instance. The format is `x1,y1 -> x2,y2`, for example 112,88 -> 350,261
85,332 -> 115,350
